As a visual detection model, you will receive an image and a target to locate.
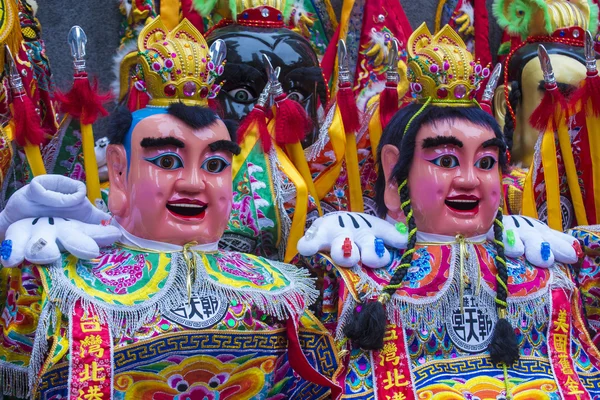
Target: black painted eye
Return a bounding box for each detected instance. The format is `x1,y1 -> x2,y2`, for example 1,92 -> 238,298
176,381 -> 189,392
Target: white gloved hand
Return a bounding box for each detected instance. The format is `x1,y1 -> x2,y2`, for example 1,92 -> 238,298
0,175 -> 121,267
0,174 -> 110,238
297,212 -> 407,268
487,215 -> 580,268
1,217 -> 121,267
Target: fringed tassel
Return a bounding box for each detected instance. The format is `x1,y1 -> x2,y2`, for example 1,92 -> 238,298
488,317 -> 520,365
336,82 -> 360,133
237,105 -> 272,152
529,87 -> 566,131
572,71 -> 600,116
11,92 -> 47,146
54,72 -> 112,125
343,300 -> 387,350
126,85 -> 150,112
273,94 -> 312,146
379,83 -> 399,128
0,361 -> 28,399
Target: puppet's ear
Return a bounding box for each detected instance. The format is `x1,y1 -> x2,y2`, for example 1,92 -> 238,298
106,144 -> 128,218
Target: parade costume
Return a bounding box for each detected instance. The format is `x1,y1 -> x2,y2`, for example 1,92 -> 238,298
0,16 -> 341,399
300,24 -> 597,399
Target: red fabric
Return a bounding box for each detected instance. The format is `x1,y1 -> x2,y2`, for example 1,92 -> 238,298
54,72 -> 111,125
12,91 -> 47,146
274,94 -> 311,145
337,83 -> 360,133
181,0 -> 205,33
237,105 -> 272,152
285,319 -> 342,400
321,25 -> 341,85
473,0 -> 491,67
352,0 -> 412,94
379,83 -> 399,128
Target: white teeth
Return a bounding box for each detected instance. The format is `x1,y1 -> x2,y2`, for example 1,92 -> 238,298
448,199 -> 477,203
169,203 -> 205,208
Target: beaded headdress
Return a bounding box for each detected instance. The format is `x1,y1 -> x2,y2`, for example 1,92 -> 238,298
407,23 -> 490,106
198,0 -> 292,31
118,17 -> 226,107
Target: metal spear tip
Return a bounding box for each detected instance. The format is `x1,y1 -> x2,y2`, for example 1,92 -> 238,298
482,63 -> 502,102
4,45 -> 23,93
337,40 -> 348,68
209,39 -> 227,66
386,38 -> 399,69
261,54 -> 283,96
67,26 -> 87,60
584,30 -> 598,74
537,45 -> 555,86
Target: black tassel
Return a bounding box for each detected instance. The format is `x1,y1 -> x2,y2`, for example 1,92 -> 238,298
488,317 -> 520,365
343,301 -> 387,350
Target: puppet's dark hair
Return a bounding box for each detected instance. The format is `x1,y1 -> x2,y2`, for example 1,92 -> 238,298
374,104 -> 508,218
347,103 -> 519,365
106,103 -> 237,145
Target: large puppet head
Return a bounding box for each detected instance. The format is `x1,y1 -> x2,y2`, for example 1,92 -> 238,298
492,0 -> 599,166
109,17 -> 240,246
202,0 -> 327,146
346,25 -> 518,368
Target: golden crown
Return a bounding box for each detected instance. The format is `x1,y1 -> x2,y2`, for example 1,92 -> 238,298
119,17 -> 226,107
407,23 -> 490,106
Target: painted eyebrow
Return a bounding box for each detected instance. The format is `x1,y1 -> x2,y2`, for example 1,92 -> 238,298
140,137 -> 185,148
208,140 -> 241,155
421,135 -> 464,149
537,80 -> 577,96
482,138 -> 506,150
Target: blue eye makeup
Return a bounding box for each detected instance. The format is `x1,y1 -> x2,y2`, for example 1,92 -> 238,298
144,152 -> 184,170
201,156 -> 230,173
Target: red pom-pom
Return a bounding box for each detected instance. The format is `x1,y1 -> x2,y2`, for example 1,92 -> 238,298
571,72 -> 600,116
529,85 -> 567,130
11,92 -> 46,146
237,105 -> 272,152
273,94 -> 312,145
54,72 -> 112,125
379,82 -> 399,128
337,82 -> 360,133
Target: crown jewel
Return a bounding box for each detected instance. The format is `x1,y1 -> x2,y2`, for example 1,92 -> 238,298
407,23 -> 490,106
119,17 -> 226,107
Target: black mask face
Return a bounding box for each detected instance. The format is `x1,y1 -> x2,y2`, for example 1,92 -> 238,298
206,25 -> 326,147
